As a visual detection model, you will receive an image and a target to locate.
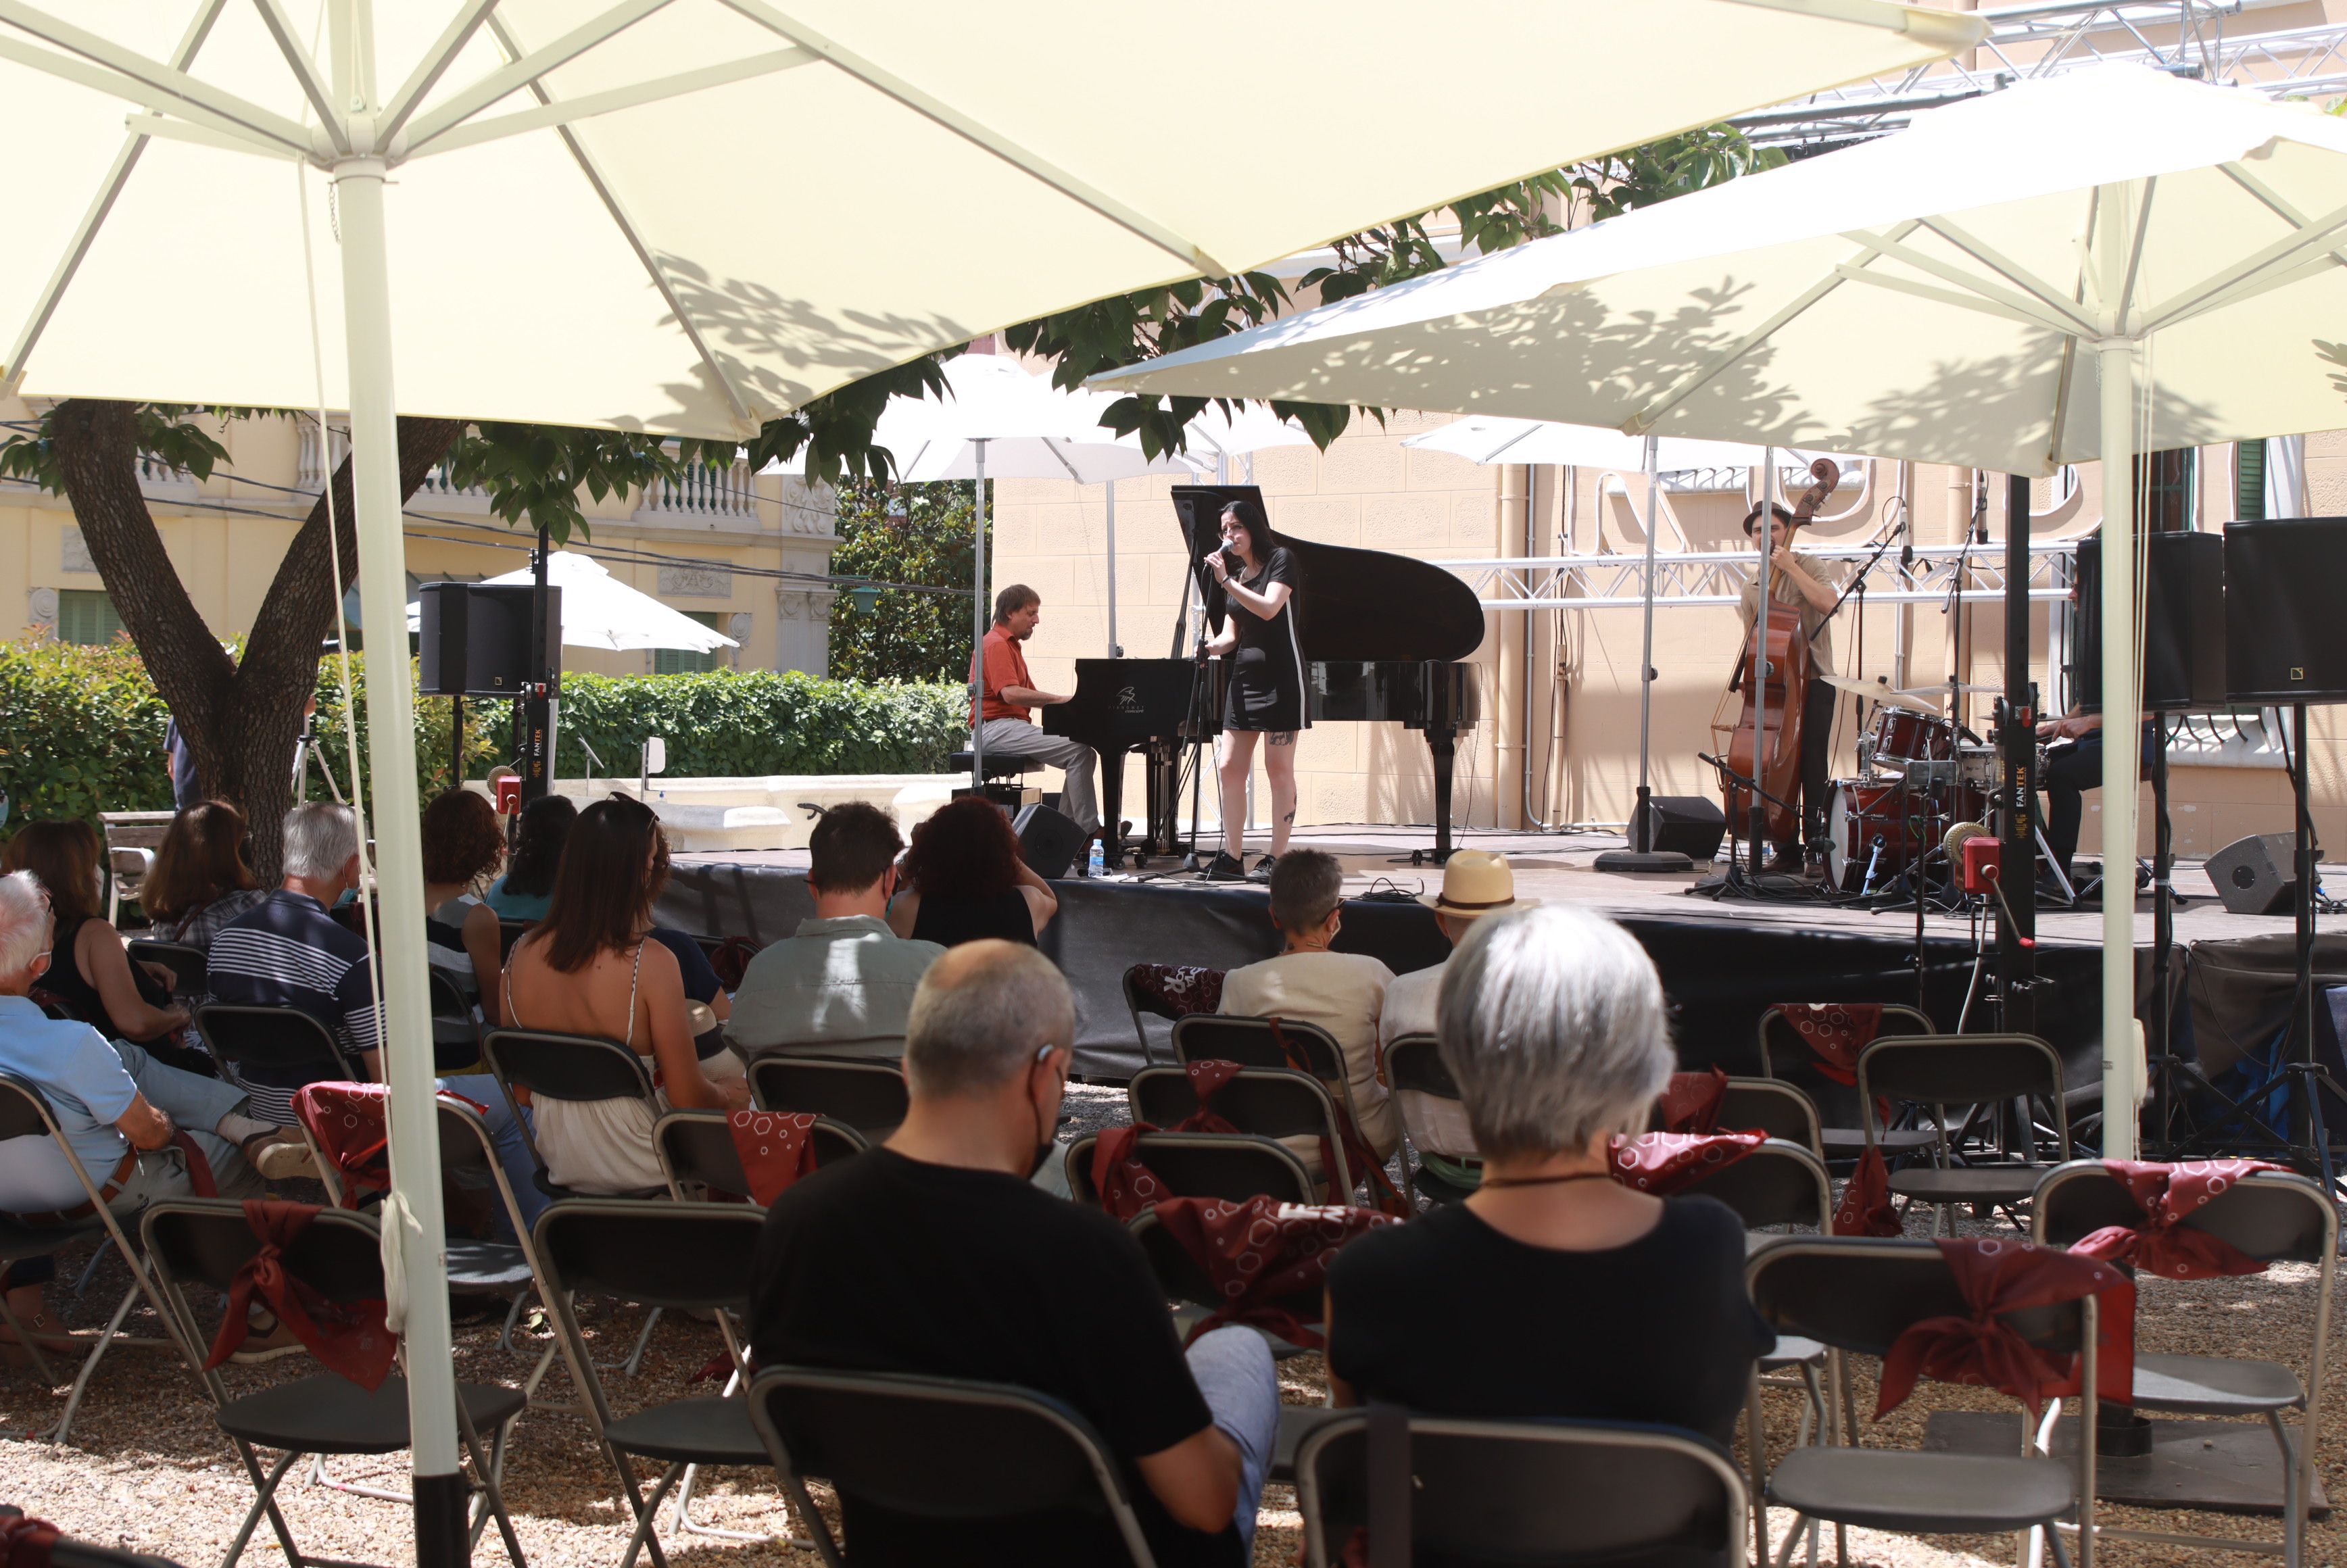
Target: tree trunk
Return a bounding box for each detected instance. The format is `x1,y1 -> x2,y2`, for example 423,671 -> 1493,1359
49,401 -> 466,885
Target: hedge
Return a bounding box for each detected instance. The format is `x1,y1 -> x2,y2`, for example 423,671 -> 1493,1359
552,670 -> 966,779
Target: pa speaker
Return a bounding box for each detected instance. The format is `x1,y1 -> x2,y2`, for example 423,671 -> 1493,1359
1013,802 -> 1087,880
418,583 -> 562,698
2071,531 -> 2226,712
1632,795 -> 1727,862
2225,518 -> 2347,704
2206,833 -> 2298,916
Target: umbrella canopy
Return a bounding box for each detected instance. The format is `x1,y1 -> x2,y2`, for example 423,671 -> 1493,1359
0,1 -> 1981,439
0,3 -> 1979,1552
404,550 -> 739,652
1402,415 -> 1856,477
873,355 -> 1189,483
1182,402 -> 1317,464
1100,63 -> 2347,1153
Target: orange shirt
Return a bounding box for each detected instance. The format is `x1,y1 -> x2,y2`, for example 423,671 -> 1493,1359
969,626 -> 1035,725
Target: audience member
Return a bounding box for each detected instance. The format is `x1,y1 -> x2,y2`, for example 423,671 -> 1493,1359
142,801 -> 268,950
1,822 -> 191,1051
420,789 -> 507,1025
0,872 -> 295,1216
1217,849 -> 1398,1158
750,940 -> 1276,1567
729,803 -> 942,1060
206,804 -> 382,1124
886,796 -> 1056,947
484,795 -> 574,922
1326,906 -> 1770,1443
500,797 -> 746,1193
1376,851 -> 1528,1048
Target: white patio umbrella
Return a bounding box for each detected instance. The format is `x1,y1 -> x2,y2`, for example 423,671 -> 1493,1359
1098,62 -> 2347,1154
0,2 -> 1980,1548
403,549 -> 740,653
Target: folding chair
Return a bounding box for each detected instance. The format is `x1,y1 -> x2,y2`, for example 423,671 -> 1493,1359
481,1028 -> 665,1200
1295,1411 -> 1749,1568
1065,1130 -> 1315,1209
750,1364 -> 1161,1568
126,940 -> 208,999
1384,1033 -> 1479,1206
1747,1236 -> 2100,1568
533,1200 -> 780,1568
1129,1205 -> 1324,1348
2034,1160 -> 2335,1565
653,1108 -> 865,1202
1758,1005 -> 1939,1160
1129,1064 -> 1351,1201
191,1004 -> 356,1102
1121,964 -> 1224,1069
747,1056 -> 909,1142
1858,1033 -> 2070,1231
1649,1077 -> 1828,1162
139,1200 -> 528,1568
496,919 -> 533,961
1172,1014 -> 1363,1135
0,1071 -> 185,1443
429,969 -> 483,1075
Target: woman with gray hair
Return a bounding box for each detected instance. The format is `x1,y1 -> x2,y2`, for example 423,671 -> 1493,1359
1323,905 -> 1770,1442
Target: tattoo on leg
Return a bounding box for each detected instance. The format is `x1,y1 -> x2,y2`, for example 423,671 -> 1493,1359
1267,731 -> 1295,747
1283,810 -> 1295,824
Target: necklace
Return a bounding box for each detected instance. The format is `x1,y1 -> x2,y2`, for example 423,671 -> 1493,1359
1479,1169 -> 1615,1190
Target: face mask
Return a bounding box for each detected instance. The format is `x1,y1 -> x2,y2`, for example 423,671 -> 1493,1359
1027,1045 -> 1066,1179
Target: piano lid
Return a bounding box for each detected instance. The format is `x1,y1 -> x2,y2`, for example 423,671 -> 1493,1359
1171,485 -> 1486,665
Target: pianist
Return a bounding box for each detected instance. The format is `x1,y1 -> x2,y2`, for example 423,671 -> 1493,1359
969,584 -> 1100,841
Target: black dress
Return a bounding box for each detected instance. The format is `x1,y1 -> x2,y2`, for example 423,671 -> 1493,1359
1221,545 -> 1306,734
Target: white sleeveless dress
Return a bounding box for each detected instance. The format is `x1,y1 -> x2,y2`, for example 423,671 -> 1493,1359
506,940 -> 670,1194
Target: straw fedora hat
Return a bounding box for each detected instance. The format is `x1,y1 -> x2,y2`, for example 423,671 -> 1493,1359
1417,850 -> 1535,921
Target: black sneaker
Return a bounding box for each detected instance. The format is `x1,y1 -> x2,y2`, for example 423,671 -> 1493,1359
1247,854 -> 1278,883
1204,852 -> 1247,881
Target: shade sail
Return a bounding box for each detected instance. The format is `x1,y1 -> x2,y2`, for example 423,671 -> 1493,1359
404,550 -> 738,653
1,0 -> 1978,441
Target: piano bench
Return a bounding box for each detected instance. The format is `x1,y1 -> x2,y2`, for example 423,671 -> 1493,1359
948,750 -> 1044,781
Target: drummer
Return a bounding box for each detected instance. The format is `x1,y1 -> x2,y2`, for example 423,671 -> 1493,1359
2033,709 -> 2159,897
1739,501 -> 1850,875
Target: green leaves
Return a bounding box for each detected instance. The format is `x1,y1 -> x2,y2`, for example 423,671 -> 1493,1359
552,668 -> 967,779
1567,123 -> 1783,224
443,424 -> 681,545
0,635 -> 175,823
825,481 -> 981,683
0,404 -> 242,494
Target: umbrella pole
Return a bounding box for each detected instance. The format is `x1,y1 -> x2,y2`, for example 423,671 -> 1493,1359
971,441 -> 988,789
333,162 -> 467,1563
1105,481 -> 1120,656
2096,326 -> 2142,1155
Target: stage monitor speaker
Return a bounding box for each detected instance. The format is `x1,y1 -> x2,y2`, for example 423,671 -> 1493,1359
2224,517 -> 2347,704
2206,832 -> 2298,916
418,583 -> 562,699
1631,795 -> 1726,862
1013,802 -> 1087,880
2070,531 -> 2226,712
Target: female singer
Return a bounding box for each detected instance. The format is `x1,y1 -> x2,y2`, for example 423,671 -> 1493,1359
1203,500 -> 1306,882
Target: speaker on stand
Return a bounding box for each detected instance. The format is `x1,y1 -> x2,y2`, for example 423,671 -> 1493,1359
418,582 -> 564,792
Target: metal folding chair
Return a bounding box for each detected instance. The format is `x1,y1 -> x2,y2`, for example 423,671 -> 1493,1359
652,1108 -> 865,1202
1129,1063 -> 1352,1201
1385,1033 -> 1477,1205
480,1027 -> 664,1201
1858,1033 -> 2071,1231
1757,1004 -> 1939,1160
191,1004 -> 357,1108
746,1056 -> 909,1142
1172,1013 -> 1365,1138
1065,1130 -> 1314,1209
125,940 -> 207,999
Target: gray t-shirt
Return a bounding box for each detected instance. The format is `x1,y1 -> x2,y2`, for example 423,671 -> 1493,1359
726,915 -> 944,1059
1737,552 -> 1850,670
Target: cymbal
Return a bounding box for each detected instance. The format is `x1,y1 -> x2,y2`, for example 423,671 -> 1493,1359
1897,681 -> 1997,695
1819,672 -> 1941,714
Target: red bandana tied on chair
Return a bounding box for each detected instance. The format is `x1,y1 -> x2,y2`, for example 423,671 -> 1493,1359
0,1511 -> 59,1568
1091,1124 -> 1171,1219
1609,1131 -> 1764,1194
2071,1159 -> 2285,1279
725,1110 -> 822,1205
292,1082 -> 391,1205
1877,1237 -> 2134,1419
202,1200 -> 397,1390
1833,1146 -> 1902,1237
1130,964 -> 1226,1020
1658,1069 -> 1731,1134
1778,1003 -> 1883,1083
1264,1018 -> 1411,1218
1150,1196 -> 1397,1348
1171,1060 -> 1245,1135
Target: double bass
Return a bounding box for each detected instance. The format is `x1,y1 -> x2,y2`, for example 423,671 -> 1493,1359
1716,458 -> 1840,848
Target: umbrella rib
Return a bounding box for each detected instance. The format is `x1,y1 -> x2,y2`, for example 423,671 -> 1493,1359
2115,176 -> 2157,332
249,0 -> 347,155
0,30 -> 308,160
2136,187 -> 2347,335
718,0 -> 1230,276
401,0 -> 677,154
0,1 -> 315,155
1839,228 -> 2093,335
1832,260 -> 2080,335
402,49 -> 816,160
377,0 -> 505,148
1911,218 -> 2099,335
485,14 -> 756,433
1,0 -> 230,395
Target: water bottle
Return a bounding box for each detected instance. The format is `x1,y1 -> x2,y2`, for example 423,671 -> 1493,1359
1087,837 -> 1105,879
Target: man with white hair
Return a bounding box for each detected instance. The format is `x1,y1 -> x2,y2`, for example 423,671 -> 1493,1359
0,871 -> 284,1225
205,802 -> 381,1125
750,939 -> 1278,1568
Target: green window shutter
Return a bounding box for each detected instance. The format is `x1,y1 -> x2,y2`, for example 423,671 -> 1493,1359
55,589 -> 124,646
2237,439 -> 2267,522
654,611 -> 723,675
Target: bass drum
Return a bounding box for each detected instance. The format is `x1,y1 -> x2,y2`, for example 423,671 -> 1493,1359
1826,780 -> 1990,891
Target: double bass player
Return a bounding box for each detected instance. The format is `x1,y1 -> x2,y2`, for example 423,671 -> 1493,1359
1731,473 -> 1849,875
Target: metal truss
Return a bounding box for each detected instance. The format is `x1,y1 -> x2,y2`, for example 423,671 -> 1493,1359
1735,0 -> 2347,151
1445,538 -> 2077,612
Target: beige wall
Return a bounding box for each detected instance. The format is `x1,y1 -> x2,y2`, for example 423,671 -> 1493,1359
992,417 -> 2347,858
0,402 -> 838,681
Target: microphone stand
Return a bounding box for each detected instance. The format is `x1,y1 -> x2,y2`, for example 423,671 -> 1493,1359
1597,437 -> 1692,873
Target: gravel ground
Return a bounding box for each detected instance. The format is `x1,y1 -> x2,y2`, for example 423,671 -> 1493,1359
0,1156 -> 2337,1568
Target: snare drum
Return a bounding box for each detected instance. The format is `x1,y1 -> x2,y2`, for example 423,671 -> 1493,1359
1955,745 -> 2001,789
1826,779 -> 1991,891
1868,707 -> 1956,766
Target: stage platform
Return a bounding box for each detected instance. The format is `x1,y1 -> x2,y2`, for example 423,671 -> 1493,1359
666,823 -> 2346,1085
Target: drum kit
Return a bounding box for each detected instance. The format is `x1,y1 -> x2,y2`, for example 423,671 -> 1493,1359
1819,674 -> 2041,896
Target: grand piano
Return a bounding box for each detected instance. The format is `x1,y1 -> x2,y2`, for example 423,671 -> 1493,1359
1044,485 -> 1484,864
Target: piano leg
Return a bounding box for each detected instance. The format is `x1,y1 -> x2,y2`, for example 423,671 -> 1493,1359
1424,727 -> 1459,866
1097,743 -> 1130,866
1144,739 -> 1183,860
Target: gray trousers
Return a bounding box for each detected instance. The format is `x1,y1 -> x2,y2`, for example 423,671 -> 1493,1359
1186,1326 -> 1278,1552
975,718 -> 1099,834
102,1040 -> 262,1207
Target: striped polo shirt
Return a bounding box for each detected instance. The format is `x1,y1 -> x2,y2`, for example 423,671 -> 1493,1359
205,889 -> 379,1121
